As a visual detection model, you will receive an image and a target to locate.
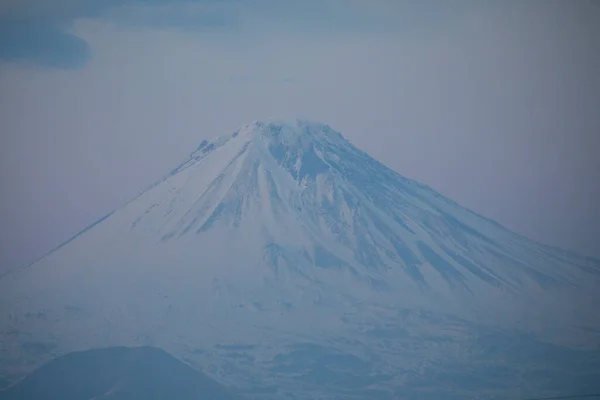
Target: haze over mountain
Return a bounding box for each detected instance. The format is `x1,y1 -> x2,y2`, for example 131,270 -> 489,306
1,118 -> 599,399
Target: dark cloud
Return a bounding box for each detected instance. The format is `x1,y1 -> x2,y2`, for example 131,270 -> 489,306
0,0 -> 219,68
0,21 -> 90,68
0,0 -> 475,68
0,0 -> 114,68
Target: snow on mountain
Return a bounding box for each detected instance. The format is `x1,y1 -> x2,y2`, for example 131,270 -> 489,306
1,118 -> 599,399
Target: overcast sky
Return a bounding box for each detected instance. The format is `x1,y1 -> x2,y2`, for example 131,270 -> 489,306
1,0 -> 599,270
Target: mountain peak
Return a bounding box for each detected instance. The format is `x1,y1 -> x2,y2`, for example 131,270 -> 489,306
236,117 -> 346,146
188,118 -> 352,186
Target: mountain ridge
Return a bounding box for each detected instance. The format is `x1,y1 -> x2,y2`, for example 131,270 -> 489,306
3,118 -> 599,322
12,117 -> 597,277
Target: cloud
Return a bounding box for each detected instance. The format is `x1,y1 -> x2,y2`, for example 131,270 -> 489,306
0,22 -> 90,68
0,0 -> 113,68
0,0 -> 330,68
0,0 -> 475,68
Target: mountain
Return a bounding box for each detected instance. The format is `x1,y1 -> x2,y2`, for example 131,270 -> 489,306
1,118 -> 599,399
0,346 -> 241,400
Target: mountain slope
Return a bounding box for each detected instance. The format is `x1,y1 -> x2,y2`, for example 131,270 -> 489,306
1,118 -> 599,399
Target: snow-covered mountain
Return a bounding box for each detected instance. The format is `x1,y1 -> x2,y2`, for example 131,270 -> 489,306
1,118 -> 599,399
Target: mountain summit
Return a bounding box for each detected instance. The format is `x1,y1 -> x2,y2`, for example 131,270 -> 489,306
1,118 -> 599,399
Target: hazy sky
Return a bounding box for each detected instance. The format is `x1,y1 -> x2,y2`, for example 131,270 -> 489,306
1,0 -> 599,270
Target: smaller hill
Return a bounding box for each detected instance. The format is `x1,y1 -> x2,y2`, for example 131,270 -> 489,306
0,346 -> 241,400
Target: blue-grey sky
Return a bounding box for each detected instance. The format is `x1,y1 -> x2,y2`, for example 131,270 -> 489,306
1,0 -> 599,270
